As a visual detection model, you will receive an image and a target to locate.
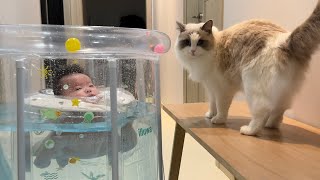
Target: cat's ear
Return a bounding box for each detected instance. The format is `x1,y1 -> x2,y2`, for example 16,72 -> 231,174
176,21 -> 186,33
201,20 -> 213,34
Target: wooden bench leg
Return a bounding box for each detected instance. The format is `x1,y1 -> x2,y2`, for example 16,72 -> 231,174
169,123 -> 186,180
216,160 -> 237,180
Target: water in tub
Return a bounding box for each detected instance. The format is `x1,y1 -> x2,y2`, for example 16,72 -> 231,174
0,88 -> 158,180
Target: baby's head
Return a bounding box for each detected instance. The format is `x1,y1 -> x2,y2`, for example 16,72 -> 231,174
53,64 -> 99,97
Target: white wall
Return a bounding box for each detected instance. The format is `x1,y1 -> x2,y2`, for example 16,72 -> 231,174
224,0 -> 315,29
0,0 -> 41,102
154,0 -> 185,104
224,0 -> 320,128
0,0 -> 41,24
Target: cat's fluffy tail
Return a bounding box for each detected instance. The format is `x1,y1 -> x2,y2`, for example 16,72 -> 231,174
280,1 -> 320,63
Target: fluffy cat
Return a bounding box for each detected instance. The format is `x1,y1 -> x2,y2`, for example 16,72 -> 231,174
175,1 -> 320,136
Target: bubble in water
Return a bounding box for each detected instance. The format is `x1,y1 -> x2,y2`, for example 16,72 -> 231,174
63,84 -> 69,90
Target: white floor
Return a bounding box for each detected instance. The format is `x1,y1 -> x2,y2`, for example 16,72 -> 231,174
161,109 -> 229,180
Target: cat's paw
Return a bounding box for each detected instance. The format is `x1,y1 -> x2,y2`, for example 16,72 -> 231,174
240,125 -> 259,136
210,115 -> 226,124
205,111 -> 215,119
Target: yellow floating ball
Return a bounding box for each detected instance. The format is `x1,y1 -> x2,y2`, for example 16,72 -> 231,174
65,38 -> 81,52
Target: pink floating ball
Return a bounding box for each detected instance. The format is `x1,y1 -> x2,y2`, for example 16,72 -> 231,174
153,44 -> 165,54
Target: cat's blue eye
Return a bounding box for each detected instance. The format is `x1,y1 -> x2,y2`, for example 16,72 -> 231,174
197,40 -> 204,46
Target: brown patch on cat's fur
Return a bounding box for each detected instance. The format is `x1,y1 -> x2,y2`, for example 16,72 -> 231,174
215,20 -> 286,76
279,1 -> 320,65
201,20 -> 213,33
198,31 -> 215,51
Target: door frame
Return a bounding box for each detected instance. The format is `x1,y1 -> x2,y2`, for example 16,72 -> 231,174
63,0 -> 84,25
146,0 -> 153,29
183,0 -> 224,103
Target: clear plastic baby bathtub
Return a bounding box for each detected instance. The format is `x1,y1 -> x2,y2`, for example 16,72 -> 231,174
0,24 -> 170,180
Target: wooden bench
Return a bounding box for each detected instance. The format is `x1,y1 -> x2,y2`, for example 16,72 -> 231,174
163,101 -> 320,180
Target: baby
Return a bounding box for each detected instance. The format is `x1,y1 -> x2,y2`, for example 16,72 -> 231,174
33,64 -> 137,169
53,64 -> 102,103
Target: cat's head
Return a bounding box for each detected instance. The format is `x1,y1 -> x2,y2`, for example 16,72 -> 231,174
175,20 -> 216,58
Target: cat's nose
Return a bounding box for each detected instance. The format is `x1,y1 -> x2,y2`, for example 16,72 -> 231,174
191,49 -> 196,55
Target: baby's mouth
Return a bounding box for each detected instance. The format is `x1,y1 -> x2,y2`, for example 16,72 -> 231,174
82,95 -> 102,104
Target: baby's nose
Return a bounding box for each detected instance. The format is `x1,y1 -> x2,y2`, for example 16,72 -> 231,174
86,89 -> 92,93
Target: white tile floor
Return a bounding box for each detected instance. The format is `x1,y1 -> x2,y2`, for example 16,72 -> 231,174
161,109 -> 229,180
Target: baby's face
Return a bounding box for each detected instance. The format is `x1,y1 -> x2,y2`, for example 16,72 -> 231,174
60,73 -> 99,97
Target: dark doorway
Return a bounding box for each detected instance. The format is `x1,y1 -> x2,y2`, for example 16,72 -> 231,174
83,0 -> 146,28
40,0 -> 64,25
40,0 -> 66,89
83,0 -> 147,95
